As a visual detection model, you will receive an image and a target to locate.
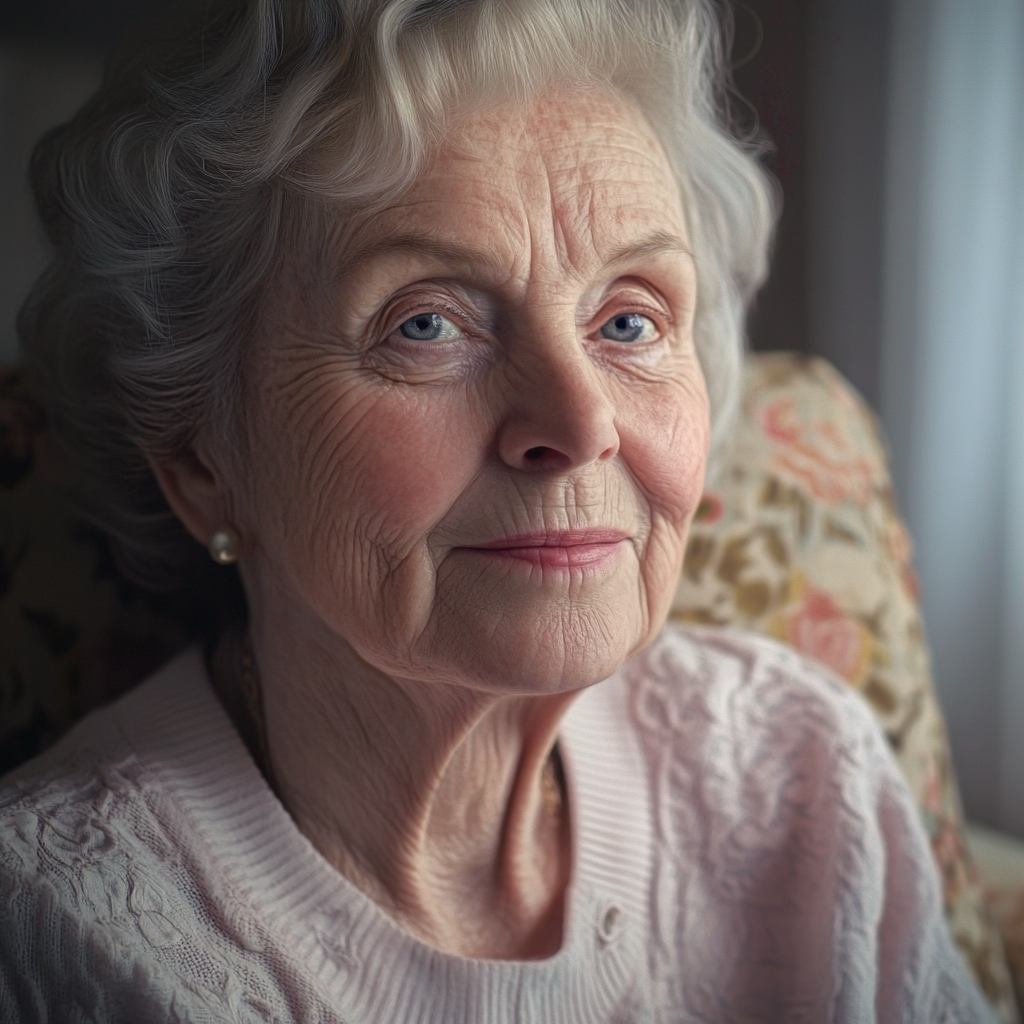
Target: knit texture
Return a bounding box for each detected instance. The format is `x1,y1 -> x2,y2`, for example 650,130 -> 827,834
0,625 -> 997,1023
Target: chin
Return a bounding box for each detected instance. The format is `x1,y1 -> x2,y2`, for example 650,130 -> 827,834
423,599 -> 652,697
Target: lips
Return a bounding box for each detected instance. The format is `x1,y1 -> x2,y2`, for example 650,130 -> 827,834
464,530 -> 630,569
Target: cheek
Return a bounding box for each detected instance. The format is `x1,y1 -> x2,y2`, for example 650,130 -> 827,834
620,374 -> 710,530
340,396 -> 478,538
619,374 -> 709,631
261,374 -> 488,574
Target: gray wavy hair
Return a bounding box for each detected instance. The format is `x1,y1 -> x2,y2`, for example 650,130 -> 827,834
20,0 -> 777,607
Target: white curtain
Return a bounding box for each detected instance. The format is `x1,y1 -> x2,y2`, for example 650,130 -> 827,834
881,0 -> 1024,836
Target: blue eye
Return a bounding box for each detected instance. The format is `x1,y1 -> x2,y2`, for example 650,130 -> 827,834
400,313 -> 443,340
599,313 -> 655,343
399,312 -> 459,341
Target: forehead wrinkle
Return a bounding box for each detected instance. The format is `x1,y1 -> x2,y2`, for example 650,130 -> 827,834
538,137 -> 683,282
551,174 -> 605,288
334,232 -> 512,286
329,96 -> 690,303
521,148 -> 568,288
459,110 -> 613,286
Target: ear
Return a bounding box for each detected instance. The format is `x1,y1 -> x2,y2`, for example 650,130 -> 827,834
150,448 -> 242,554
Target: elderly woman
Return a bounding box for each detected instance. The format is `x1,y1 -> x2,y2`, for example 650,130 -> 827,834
0,0 -> 996,1021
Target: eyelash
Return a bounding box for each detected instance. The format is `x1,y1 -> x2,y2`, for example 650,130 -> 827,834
384,299 -> 476,344
592,301 -> 670,343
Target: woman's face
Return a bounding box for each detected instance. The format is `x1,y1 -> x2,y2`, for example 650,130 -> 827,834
243,89 -> 709,695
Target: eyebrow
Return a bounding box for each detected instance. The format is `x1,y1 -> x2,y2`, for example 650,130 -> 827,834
336,228 -> 693,281
601,230 -> 694,269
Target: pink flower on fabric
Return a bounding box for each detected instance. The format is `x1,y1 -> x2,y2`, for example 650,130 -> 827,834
781,586 -> 870,683
759,398 -> 877,507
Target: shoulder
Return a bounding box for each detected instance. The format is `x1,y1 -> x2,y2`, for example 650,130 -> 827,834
635,619 -> 866,700
625,625 -> 996,1022
0,743 -> 168,893
0,647 -> 226,917
0,681 -> 189,942
0,689 -> 148,891
623,622 -> 915,867
0,649 -> 285,1021
627,622 -> 886,766
0,725 -> 192,1019
624,623 -> 893,846
0,650 -> 206,884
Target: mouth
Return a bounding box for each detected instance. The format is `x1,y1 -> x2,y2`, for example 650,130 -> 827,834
461,529 -> 631,569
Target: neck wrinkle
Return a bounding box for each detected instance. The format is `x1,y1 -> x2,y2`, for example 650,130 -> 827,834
252,619 -> 579,959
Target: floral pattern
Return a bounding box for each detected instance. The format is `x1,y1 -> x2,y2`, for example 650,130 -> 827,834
990,886 -> 1024,1012
769,575 -> 874,685
1,355 -> 1021,1018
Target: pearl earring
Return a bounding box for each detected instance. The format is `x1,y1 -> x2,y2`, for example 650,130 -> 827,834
208,526 -> 242,565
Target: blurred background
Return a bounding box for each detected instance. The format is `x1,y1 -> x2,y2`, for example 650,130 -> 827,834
0,0 -> 1022,836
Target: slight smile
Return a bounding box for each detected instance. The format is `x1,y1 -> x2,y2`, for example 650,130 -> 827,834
462,530 -> 630,569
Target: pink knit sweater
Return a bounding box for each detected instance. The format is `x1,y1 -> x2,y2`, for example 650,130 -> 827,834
0,626 -> 995,1022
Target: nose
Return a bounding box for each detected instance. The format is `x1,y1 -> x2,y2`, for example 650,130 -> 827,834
496,336 -> 620,473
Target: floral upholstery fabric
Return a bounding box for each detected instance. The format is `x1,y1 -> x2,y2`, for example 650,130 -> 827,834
0,354 -> 1020,1018
671,353 -> 1020,1020
988,883 -> 1024,1014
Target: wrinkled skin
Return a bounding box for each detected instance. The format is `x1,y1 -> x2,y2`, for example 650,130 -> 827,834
155,88 -> 710,959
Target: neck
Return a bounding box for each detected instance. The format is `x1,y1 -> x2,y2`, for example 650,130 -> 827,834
241,609 -> 577,960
